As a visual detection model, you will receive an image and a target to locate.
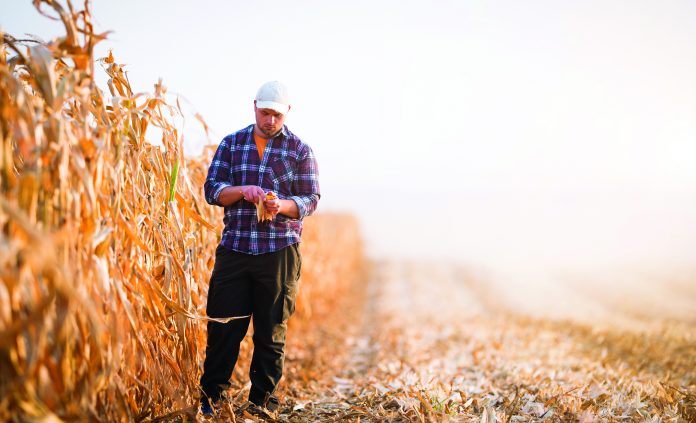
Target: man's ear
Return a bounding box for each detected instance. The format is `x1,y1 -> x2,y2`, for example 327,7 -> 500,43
253,100 -> 257,110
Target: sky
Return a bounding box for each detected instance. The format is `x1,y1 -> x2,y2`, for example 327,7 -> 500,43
3,0 -> 696,275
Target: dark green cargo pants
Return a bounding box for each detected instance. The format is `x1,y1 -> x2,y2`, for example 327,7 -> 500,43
200,243 -> 301,406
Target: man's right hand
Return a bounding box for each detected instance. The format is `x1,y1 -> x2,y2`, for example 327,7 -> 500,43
240,185 -> 265,203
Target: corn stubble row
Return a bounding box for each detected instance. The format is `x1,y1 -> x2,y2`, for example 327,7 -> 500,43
0,2 -> 364,421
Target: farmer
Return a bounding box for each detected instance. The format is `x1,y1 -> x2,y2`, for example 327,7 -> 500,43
200,81 -> 320,415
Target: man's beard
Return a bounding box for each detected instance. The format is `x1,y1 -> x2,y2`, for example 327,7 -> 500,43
260,125 -> 280,138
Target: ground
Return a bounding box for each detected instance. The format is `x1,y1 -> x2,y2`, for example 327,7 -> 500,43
210,260 -> 696,422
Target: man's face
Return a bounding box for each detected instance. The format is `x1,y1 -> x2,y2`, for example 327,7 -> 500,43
254,101 -> 287,138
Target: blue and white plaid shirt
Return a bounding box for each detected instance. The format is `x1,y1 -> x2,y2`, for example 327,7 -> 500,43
204,124 -> 320,254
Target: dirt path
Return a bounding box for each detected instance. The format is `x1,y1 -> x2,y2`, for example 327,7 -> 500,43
281,260 -> 696,422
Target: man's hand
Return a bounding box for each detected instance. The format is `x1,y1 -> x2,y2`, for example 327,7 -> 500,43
264,195 -> 281,217
266,196 -> 301,219
241,186 -> 265,204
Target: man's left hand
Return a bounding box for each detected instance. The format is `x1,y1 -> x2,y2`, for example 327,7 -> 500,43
264,197 -> 281,217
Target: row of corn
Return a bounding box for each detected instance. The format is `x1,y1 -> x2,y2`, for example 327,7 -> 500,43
0,1 -> 364,421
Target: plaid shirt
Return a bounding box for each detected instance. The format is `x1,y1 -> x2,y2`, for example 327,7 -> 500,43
204,124 -> 320,254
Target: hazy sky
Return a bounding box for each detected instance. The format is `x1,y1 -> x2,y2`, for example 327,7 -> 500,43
3,0 -> 696,272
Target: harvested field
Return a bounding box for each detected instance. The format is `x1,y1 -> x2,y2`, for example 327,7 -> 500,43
281,261 -> 696,422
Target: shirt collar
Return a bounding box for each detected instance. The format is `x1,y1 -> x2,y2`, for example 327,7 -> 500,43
277,125 -> 289,139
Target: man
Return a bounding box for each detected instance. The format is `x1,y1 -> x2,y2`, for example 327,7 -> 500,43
200,81 -> 320,415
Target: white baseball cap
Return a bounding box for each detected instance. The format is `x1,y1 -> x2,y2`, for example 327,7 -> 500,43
255,81 -> 290,115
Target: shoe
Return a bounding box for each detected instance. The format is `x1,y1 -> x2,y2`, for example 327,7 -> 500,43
264,396 -> 280,413
245,396 -> 280,419
200,402 -> 214,416
200,398 -> 215,416
250,393 -> 280,411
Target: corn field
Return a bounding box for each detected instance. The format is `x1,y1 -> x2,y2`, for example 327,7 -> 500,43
0,1 -> 365,421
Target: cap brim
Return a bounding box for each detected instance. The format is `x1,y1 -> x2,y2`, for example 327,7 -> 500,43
256,101 -> 290,115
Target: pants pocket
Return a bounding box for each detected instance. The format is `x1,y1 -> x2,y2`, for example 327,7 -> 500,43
281,280 -> 298,322
280,245 -> 301,322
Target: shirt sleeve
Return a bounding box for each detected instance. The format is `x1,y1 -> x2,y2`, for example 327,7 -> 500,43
289,144 -> 320,219
204,137 -> 233,206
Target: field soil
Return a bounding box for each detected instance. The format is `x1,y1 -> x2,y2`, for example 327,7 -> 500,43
275,260 -> 696,422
